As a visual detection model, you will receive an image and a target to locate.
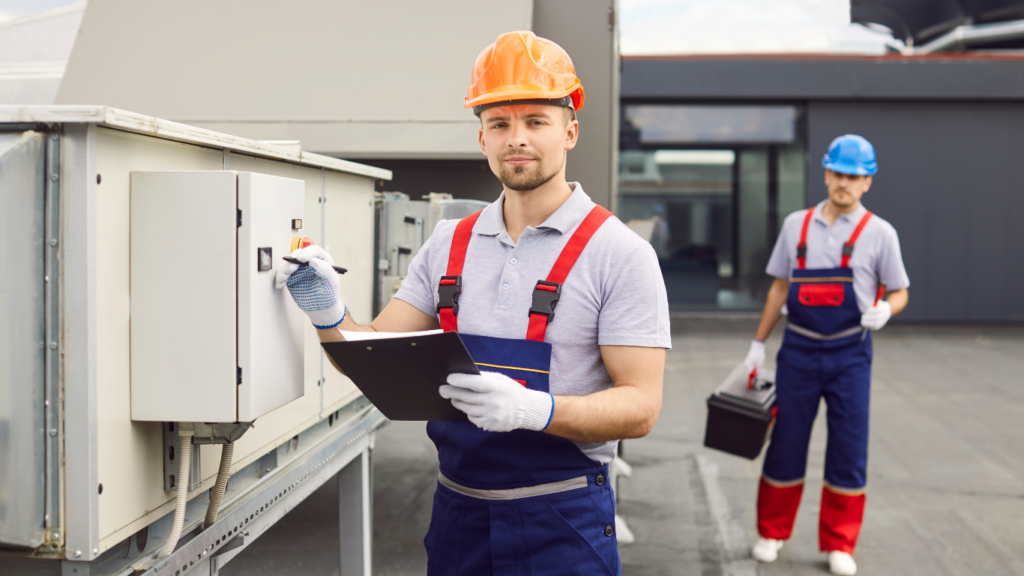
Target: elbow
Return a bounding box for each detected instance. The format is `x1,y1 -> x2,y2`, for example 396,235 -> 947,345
630,406 -> 661,439
633,419 -> 656,439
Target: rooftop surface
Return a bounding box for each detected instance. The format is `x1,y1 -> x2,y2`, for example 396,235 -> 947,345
219,319 -> 1024,575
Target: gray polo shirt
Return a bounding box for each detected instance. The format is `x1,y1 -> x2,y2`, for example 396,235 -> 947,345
766,201 -> 910,313
394,183 -> 671,464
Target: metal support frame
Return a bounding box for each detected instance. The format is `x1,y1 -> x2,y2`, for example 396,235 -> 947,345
163,424 -> 202,492
338,447 -> 372,575
54,406 -> 384,576
44,131 -> 63,547
61,123 -> 100,561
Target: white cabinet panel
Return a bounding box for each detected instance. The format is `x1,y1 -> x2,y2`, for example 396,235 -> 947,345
237,172 -> 306,421
130,171 -> 237,422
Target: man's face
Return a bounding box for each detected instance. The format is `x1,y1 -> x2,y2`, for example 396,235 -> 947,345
478,104 -> 578,192
824,169 -> 872,208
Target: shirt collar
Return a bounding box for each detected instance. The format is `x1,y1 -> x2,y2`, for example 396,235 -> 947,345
812,200 -> 868,226
475,182 -> 595,236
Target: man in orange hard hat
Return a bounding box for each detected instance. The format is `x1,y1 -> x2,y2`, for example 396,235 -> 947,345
279,31 -> 670,575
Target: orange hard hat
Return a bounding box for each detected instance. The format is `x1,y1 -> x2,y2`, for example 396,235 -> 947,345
465,31 -> 585,115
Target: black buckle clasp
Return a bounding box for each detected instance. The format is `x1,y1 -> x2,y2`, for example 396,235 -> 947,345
529,280 -> 562,322
437,275 -> 462,315
796,245 -> 807,259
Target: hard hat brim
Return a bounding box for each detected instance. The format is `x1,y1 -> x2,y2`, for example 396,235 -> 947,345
823,161 -> 877,176
465,85 -> 584,112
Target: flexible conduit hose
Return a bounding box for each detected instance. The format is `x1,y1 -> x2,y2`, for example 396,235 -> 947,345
159,428 -> 194,559
204,442 -> 234,529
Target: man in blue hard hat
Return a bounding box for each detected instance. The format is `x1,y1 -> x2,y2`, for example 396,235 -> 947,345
742,135 -> 910,575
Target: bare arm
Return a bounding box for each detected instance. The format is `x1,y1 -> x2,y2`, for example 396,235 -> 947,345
544,346 -> 665,443
316,299 -> 439,372
755,277 -> 790,341
886,288 -> 909,316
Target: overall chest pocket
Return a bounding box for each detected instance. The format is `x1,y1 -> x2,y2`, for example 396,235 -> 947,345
797,283 -> 845,306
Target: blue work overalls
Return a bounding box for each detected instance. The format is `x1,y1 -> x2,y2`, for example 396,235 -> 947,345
757,208 -> 875,554
424,206 -> 621,576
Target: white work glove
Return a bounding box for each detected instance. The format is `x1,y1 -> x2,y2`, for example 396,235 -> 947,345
861,300 -> 892,331
275,245 -> 346,329
744,339 -> 766,377
440,372 -> 554,433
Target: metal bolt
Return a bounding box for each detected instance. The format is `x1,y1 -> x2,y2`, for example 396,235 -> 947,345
44,275 -> 49,283
93,548 -> 98,555
50,135 -> 58,142
51,174 -> 59,182
49,429 -> 57,437
49,239 -> 58,247
52,531 -> 58,540
74,550 -> 81,558
202,550 -> 207,557
50,342 -> 57,350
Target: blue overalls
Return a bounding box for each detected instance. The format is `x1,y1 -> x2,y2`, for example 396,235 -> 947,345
424,206 -> 621,576
757,208 -> 875,554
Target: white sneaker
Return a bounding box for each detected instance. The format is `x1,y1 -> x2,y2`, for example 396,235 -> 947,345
751,538 -> 784,562
828,551 -> 857,575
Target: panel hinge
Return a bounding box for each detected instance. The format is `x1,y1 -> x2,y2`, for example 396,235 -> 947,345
237,209 -> 242,227
237,367 -> 242,385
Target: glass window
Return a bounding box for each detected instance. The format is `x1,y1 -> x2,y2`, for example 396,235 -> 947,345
623,105 -> 799,145
619,104 -> 807,312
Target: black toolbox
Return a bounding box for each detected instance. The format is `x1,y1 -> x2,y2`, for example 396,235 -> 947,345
703,364 -> 777,460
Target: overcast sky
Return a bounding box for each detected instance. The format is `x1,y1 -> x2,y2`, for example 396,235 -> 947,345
0,0 -> 894,54
619,0 -> 893,54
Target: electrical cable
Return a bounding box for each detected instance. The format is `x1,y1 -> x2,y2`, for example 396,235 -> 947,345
159,427 -> 194,559
204,442 -> 234,529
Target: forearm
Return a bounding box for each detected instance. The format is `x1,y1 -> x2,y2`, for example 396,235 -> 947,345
316,315 -> 376,344
316,298 -> 440,344
755,278 -> 790,341
545,384 -> 662,443
886,288 -> 909,316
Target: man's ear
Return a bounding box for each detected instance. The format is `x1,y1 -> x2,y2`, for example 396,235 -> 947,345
564,120 -> 579,152
863,175 -> 873,192
479,126 -> 487,156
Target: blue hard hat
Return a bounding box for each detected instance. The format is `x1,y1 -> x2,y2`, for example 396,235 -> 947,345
822,134 -> 877,176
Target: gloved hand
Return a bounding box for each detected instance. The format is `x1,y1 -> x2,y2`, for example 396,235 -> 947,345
744,339 -> 766,377
275,245 -> 346,329
861,300 -> 892,331
440,372 -> 554,432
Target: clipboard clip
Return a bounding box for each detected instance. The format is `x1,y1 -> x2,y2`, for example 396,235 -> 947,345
437,275 -> 463,316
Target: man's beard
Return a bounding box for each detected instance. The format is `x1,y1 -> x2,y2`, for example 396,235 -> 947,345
496,154 -> 561,192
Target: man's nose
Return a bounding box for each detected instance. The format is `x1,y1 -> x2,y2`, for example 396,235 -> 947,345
507,122 -> 528,148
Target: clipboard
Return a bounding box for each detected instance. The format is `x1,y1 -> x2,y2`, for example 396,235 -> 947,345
321,331 -> 478,421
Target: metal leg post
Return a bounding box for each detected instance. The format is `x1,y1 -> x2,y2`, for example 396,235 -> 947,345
338,446 -> 371,576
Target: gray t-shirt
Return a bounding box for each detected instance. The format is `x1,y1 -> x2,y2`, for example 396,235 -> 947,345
394,183 -> 671,464
766,201 -> 910,313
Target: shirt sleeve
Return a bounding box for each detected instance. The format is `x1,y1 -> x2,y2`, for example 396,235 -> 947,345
597,240 -> 672,349
765,213 -> 798,279
392,221 -> 450,318
877,225 -> 911,291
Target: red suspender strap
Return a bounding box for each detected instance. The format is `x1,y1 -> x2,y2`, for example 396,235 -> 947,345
437,210 -> 482,332
796,207 -> 815,270
526,205 -> 615,342
840,211 -> 873,268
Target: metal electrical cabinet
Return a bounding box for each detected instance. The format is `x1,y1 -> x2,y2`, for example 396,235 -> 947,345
130,171 -> 305,423
374,192 -> 489,314
0,107 -> 389,576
